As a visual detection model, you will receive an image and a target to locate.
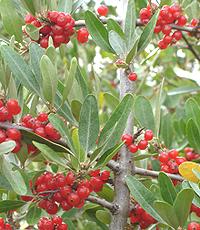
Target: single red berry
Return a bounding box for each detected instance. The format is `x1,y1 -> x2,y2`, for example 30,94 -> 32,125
154,25 -> 162,34
27,144 -> 37,154
177,15 -> 187,26
187,222 -> 200,230
121,134 -> 133,146
35,127 -> 47,138
184,147 -> 193,153
89,177 -> 104,192
40,25 -> 52,35
37,113 -> 48,122
60,200 -> 72,211
139,8 -> 151,22
97,5 -> 109,16
6,99 -> 21,115
191,19 -> 199,27
77,185 -> 90,199
25,14 -> 36,24
52,191 -> 63,203
168,149 -> 179,159
67,192 -> 80,207
31,20 -> 41,28
45,201 -> 58,215
77,28 -> 89,43
172,31 -> 182,41
60,186 -> 72,199
161,164 -> 170,173
158,152 -> 169,163
158,39 -> 168,49
53,34 -> 65,43
65,171 -> 75,185
128,144 -> 138,154
6,128 -> 21,141
185,151 -> 196,161
100,170 -> 110,181
11,140 -> 21,153
56,13 -> 68,27
138,140 -> 148,150
52,216 -> 63,225
51,25 -> 64,35
56,173 -> 66,187
128,72 -> 137,81
48,11 -> 59,23
161,24 -> 172,35
40,37 -> 49,49
175,157 -> 186,165
163,35 -> 173,44
144,130 -> 153,141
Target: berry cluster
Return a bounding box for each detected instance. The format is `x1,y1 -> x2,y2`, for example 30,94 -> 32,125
21,113 -> 61,142
97,5 -> 109,17
0,99 -> 21,122
122,129 -> 154,154
188,222 -> 200,230
32,170 -> 110,215
184,147 -> 200,161
190,204 -> 200,218
158,149 -> 186,174
0,218 -> 12,230
24,11 -> 89,48
129,203 -> 157,229
38,216 -> 67,230
139,3 -> 197,49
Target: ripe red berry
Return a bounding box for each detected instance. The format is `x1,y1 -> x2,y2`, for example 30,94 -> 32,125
161,25 -> 172,35
6,128 -> 21,141
6,99 -> 21,115
67,192 -> 80,207
25,14 -> 36,24
139,8 -> 151,22
188,222 -> 200,230
65,171 -> 75,185
77,186 -> 90,199
121,134 -> 133,146
35,127 -> 47,138
138,140 -> 148,150
40,25 -> 51,35
163,35 -> 173,44
77,28 -> 89,43
129,144 -> 138,154
48,11 -> 59,23
53,34 -> 65,43
40,37 -> 49,49
56,13 -> 68,27
175,157 -> 186,165
191,19 -> 199,27
45,201 -> 58,215
97,5 -> 109,16
100,170 -> 110,181
51,25 -> 64,35
144,130 -> 153,141
128,72 -> 137,81
60,186 -> 72,199
11,140 -> 21,153
177,15 -> 187,26
172,31 -> 182,41
61,200 -> 72,211
158,152 -> 169,163
160,164 -> 170,173
168,149 -> 179,159
154,25 -> 162,34
185,151 -> 195,161
158,40 -> 168,50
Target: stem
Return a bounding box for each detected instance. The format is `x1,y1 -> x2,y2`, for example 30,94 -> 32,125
87,196 -> 119,214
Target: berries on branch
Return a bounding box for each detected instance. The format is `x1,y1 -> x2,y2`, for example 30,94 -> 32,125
38,216 -> 68,230
0,218 -> 12,230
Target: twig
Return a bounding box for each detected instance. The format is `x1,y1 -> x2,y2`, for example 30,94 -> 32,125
107,160 -> 120,172
182,34 -> 200,62
134,167 -> 184,181
87,195 -> 119,214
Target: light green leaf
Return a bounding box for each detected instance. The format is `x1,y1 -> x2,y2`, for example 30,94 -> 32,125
186,119 -> 200,151
26,205 -> 42,225
160,113 -> 173,148
40,55 -> 58,105
107,19 -> 124,38
185,98 -> 200,130
79,95 -> 99,153
25,24 -> 40,41
85,10 -> 114,53
72,0 -> 85,13
58,0 -> 73,13
0,141 -> 16,154
126,35 -> 139,64
96,210 -> 111,225
104,92 -> 119,110
109,30 -> 127,56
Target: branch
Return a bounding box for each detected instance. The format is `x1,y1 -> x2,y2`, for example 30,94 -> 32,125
134,167 -> 184,181
107,160 -> 120,172
87,195 -> 119,214
182,34 -> 200,62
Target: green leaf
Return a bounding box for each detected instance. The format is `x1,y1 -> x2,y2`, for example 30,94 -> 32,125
104,92 -> 119,110
0,0 -> 23,42
96,210 -> 111,225
125,35 -> 139,64
62,57 -> 77,103
25,24 -> 40,41
85,10 -> 114,53
174,188 -> 194,227
0,45 -> 41,97
1,157 -> 27,195
0,141 -> 16,154
133,153 -> 157,161
40,55 -> 58,105
0,200 -> 25,212
154,201 -> 179,229
75,66 -> 89,99
134,96 -> 155,132
72,0 -> 85,13
79,95 -> 99,153
160,113 -> 173,148
108,31 -> 127,56
137,10 -> 159,53
126,175 -> 166,224
20,0 -> 36,15
48,113 -> 75,153
33,142 -> 72,168
26,205 -> 42,225
29,43 -> 44,90
185,98 -> 200,130
186,119 -> 200,151
158,172 -> 177,205
107,19 -> 124,38
58,0 -> 72,13
98,94 -> 133,153
168,86 -> 200,96
160,0 -> 172,5
125,0 -> 136,50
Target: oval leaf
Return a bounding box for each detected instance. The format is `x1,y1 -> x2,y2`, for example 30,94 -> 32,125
0,141 -> 16,155
186,119 -> 200,151
0,200 -> 25,212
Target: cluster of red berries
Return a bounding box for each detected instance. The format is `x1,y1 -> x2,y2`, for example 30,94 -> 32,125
38,216 -> 67,230
30,170 -> 110,215
122,129 -> 154,154
139,3 -> 197,49
128,72 -> 137,82
129,203 -> 157,229
184,147 -> 200,161
0,99 -> 21,122
97,5 -> 109,17
0,218 -> 12,230
158,149 -> 186,174
24,11 -> 89,48
188,222 -> 200,230
21,113 -> 61,142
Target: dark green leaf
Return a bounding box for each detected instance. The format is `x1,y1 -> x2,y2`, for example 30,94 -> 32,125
160,113 -> 173,148
107,19 -> 124,38
158,172 -> 177,205
134,96 -> 155,132
85,10 -> 114,53
126,175 -> 166,224
79,95 -> 99,153
185,98 -> 200,130
96,210 -> 111,224
0,200 -> 25,212
174,189 -> 194,227
20,0 -> 36,15
186,119 -> 200,151
126,35 -> 139,64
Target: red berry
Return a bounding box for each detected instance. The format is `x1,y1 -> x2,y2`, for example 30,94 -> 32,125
48,11 -> 59,23
191,19 -> 199,27
161,164 -> 170,173
20,195 -> 33,202
65,171 -> 75,185
185,151 -> 195,161
138,140 -> 148,150
100,170 -> 110,181
159,152 -> 169,163
188,222 -> 200,230
77,28 -> 89,44
144,130 -> 153,141
128,144 -> 138,154
53,34 -> 65,43
128,72 -> 137,81
163,35 -> 173,44
31,20 -> 41,28
154,25 -> 162,34
161,25 -> 172,35
60,186 -> 72,199
97,5 -> 109,16
175,157 -> 186,165
172,31 -> 182,41
40,25 -> 51,35
52,191 -> 63,203
52,216 -> 63,225
89,177 -> 103,192
168,149 -> 179,159
6,128 -> 21,141
40,37 -> 49,49
51,25 -> 64,35
35,127 -> 47,138
58,224 -> 68,230
45,201 -> 58,215
177,15 -> 187,26
158,39 -> 168,50
6,99 -> 21,115
77,186 -> 90,199
121,134 -> 133,146
139,8 -> 151,22
60,200 -> 72,211
25,14 -> 36,24
67,192 -> 80,207
11,140 -> 21,153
